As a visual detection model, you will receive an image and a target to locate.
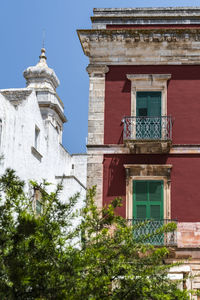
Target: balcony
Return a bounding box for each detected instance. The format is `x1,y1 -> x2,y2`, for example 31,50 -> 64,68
123,116 -> 172,153
128,219 -> 177,246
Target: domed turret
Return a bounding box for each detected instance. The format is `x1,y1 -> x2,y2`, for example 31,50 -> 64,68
23,48 -> 60,91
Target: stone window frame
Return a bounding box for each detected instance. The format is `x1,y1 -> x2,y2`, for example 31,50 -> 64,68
126,74 -> 171,117
124,164 -> 172,220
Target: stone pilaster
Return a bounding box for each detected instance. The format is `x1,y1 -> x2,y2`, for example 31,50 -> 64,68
87,151 -> 104,209
86,64 -> 109,145
86,64 -> 109,208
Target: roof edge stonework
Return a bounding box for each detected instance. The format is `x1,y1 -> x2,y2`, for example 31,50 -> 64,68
78,28 -> 200,65
92,7 -> 200,28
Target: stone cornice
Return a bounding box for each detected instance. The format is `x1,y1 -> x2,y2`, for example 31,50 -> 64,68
123,164 -> 172,180
39,102 -> 67,123
78,28 -> 200,64
86,64 -> 109,76
1,89 -> 32,105
124,164 -> 172,170
35,88 -> 64,109
78,28 -> 200,46
87,144 -> 200,155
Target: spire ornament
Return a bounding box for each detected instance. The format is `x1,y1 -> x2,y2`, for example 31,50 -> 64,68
38,48 -> 47,66
39,48 -> 47,61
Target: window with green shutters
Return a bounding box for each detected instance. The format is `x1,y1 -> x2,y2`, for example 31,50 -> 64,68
133,180 -> 163,219
133,180 -> 164,245
136,91 -> 162,139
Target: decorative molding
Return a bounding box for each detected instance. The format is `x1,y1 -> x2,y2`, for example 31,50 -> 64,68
87,144 -> 200,155
170,145 -> 200,154
124,164 -> 172,177
124,141 -> 172,154
127,74 -> 171,82
79,29 -> 200,45
39,102 -> 67,123
35,88 -> 64,109
1,89 -> 32,105
78,29 -> 200,64
126,73 -> 171,117
86,64 -> 109,77
124,164 -> 172,220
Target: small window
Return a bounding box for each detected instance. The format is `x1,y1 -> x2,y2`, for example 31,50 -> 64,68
35,126 -> 40,150
36,200 -> 42,215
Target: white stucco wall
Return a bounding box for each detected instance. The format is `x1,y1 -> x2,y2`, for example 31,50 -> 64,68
0,87 -> 87,207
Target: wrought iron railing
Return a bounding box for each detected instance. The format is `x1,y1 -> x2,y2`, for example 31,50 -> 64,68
127,219 -> 177,246
123,116 -> 172,141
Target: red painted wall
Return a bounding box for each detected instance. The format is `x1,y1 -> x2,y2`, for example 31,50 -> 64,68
103,154 -> 200,222
104,65 -> 200,145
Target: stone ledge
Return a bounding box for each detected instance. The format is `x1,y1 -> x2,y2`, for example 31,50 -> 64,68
124,140 -> 172,154
31,146 -> 43,162
55,175 -> 86,190
86,143 -> 200,154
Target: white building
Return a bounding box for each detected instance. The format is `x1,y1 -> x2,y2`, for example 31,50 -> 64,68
0,48 -> 87,206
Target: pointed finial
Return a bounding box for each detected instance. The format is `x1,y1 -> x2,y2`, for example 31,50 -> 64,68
39,48 -> 47,64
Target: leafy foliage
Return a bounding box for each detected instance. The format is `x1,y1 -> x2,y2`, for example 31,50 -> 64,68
0,169 -> 191,299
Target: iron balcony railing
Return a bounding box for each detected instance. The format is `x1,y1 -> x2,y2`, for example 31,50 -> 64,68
123,116 -> 172,141
127,219 -> 177,246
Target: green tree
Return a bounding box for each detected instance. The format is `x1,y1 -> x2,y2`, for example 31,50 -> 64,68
0,169 -> 191,299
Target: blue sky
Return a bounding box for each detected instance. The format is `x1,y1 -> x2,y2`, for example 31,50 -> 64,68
1,0 -> 200,153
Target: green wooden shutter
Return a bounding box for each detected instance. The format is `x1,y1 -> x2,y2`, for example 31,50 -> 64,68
135,181 -> 148,201
136,205 -> 147,219
136,92 -> 148,117
133,181 -> 148,219
149,181 -> 163,220
148,92 -> 161,139
148,92 -> 161,117
136,92 -> 161,139
133,180 -> 164,245
136,92 -> 161,117
136,93 -> 148,139
133,180 -> 163,220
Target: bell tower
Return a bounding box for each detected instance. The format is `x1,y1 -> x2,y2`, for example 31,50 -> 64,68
23,48 -> 67,143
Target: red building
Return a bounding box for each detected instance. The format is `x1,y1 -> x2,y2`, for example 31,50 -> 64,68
78,7 -> 200,291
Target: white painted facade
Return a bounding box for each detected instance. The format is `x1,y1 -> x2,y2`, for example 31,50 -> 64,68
0,48 -> 87,206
